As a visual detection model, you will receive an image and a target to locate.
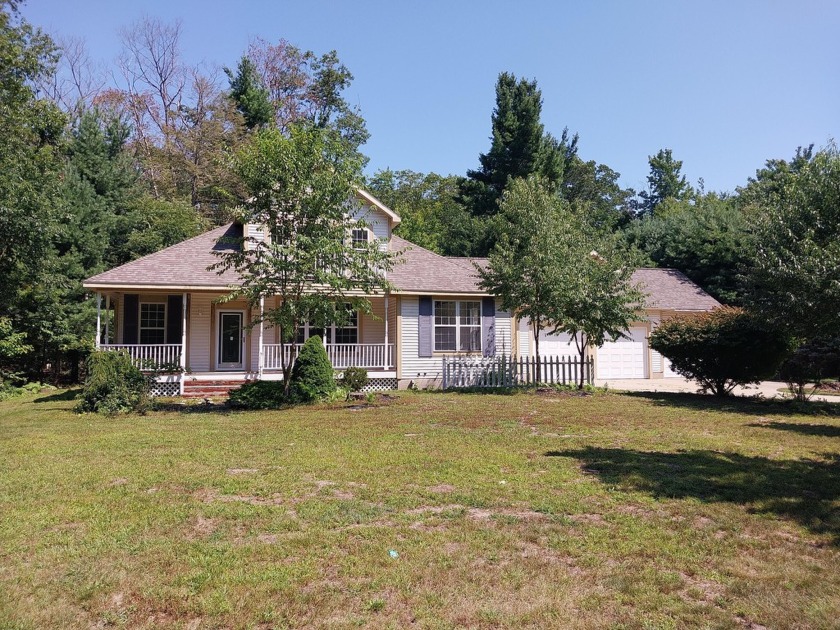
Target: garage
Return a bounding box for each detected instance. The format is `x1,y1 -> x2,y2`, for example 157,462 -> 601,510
596,327 -> 648,379
537,330 -> 578,358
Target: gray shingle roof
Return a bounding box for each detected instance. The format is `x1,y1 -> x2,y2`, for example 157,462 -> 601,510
388,236 -> 485,293
630,268 -> 720,311
83,225 -> 718,311
84,223 -> 242,288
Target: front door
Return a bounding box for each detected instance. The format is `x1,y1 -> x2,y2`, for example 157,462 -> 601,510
218,312 -> 245,370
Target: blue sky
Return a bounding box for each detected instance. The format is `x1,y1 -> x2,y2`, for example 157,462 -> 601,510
23,0 -> 840,194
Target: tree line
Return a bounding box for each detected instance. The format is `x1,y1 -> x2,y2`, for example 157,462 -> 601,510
0,2 -> 837,393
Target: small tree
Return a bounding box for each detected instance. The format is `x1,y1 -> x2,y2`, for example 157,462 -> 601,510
480,177 -> 643,386
777,337 -> 840,401
649,307 -> 791,397
551,236 -> 645,389
213,125 -> 396,396
291,336 -> 335,402
478,177 -> 574,382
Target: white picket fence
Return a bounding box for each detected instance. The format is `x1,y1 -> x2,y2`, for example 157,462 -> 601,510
442,355 -> 593,389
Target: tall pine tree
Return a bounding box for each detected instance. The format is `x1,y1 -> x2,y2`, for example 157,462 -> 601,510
460,72 -> 575,219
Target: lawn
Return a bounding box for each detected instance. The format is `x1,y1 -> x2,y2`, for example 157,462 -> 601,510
1,390 -> 839,629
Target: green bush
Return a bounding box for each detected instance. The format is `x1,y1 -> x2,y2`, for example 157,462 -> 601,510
228,380 -> 290,409
650,307 -> 791,397
291,336 -> 336,402
340,367 -> 369,393
77,351 -> 151,414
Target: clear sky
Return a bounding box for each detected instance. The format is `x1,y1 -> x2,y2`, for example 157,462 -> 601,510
23,0 -> 840,195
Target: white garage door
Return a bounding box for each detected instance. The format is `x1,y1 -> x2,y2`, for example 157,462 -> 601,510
537,330 -> 577,358
664,358 -> 680,378
596,327 -> 648,379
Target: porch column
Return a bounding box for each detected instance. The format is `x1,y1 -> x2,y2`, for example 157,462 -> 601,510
104,295 -> 110,344
258,296 -> 265,379
95,292 -> 101,349
179,292 -> 187,395
384,294 -> 389,369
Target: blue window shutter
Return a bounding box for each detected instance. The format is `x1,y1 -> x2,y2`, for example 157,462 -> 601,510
123,294 -> 139,344
418,296 -> 433,358
482,297 -> 496,357
166,295 -> 183,345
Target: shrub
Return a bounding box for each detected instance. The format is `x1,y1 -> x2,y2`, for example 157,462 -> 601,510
341,367 -> 369,394
778,336 -> 840,401
228,380 -> 289,409
77,351 -> 150,414
650,307 -> 791,397
291,336 -> 336,402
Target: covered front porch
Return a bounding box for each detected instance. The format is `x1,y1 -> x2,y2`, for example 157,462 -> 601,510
93,290 -> 397,395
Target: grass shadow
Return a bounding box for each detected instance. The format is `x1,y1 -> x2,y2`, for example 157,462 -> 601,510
623,391 -> 840,418
33,388 -> 81,403
548,446 -> 840,544
748,421 -> 840,438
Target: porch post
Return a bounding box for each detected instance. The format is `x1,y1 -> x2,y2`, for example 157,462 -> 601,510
179,292 -> 187,395
95,292 -> 101,349
384,294 -> 389,369
104,295 -> 110,344
258,296 -> 265,379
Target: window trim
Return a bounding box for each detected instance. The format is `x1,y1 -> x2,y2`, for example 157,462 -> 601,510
139,302 -> 167,345
433,300 -> 482,353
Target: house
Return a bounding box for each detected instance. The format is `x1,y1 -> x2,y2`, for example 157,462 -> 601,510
83,191 -> 719,396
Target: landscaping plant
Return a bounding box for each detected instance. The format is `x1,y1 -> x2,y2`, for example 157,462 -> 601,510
650,307 -> 791,396
77,350 -> 150,414
291,336 -> 336,402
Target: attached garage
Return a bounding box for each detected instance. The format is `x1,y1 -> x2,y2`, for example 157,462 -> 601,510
537,330 -> 577,358
596,327 -> 648,379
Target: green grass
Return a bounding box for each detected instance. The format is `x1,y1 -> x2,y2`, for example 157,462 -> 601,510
1,390 -> 839,629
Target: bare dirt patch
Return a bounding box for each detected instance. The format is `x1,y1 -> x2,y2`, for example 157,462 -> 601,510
107,478 -> 128,487
226,468 -> 258,475
189,515 -> 218,539
427,483 -> 456,494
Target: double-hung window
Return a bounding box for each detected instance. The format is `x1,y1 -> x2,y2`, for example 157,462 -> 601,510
434,300 -> 481,352
140,303 -> 166,344
334,306 -> 358,344
351,228 -> 369,250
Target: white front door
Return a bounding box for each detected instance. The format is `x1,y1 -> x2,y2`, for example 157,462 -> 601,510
596,327 -> 648,379
217,311 -> 245,370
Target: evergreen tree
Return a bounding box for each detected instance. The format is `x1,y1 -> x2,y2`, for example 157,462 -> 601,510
638,148 -> 693,215
459,72 -> 576,220
225,56 -> 272,130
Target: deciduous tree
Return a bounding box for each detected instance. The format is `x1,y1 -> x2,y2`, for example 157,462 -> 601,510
213,125 -> 396,395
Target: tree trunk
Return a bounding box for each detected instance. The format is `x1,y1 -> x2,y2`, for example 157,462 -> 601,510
532,322 -> 541,384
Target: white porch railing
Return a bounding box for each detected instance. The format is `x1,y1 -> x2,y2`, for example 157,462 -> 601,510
263,343 -> 394,370
99,344 -> 183,371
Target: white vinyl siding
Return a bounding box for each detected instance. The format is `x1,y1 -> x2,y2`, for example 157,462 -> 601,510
187,293 -> 214,372
350,201 -> 390,248
400,296 -> 512,382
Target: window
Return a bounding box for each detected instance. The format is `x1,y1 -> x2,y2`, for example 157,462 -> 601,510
140,303 -> 166,344
294,305 -> 357,345
434,300 -> 481,352
351,228 -> 369,249
334,307 -> 358,344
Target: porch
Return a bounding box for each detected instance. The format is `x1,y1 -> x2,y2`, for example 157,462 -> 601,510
93,290 -> 398,394
100,341 -> 396,372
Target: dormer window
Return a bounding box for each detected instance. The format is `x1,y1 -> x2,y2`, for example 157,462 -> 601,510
351,228 -> 369,250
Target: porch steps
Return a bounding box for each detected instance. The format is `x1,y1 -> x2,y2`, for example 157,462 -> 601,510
182,379 -> 249,399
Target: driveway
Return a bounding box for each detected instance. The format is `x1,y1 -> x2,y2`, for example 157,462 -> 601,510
593,377 -> 838,403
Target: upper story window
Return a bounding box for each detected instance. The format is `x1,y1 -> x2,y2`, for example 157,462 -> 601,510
351,228 -> 369,250
140,303 -> 166,344
434,300 -> 481,352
